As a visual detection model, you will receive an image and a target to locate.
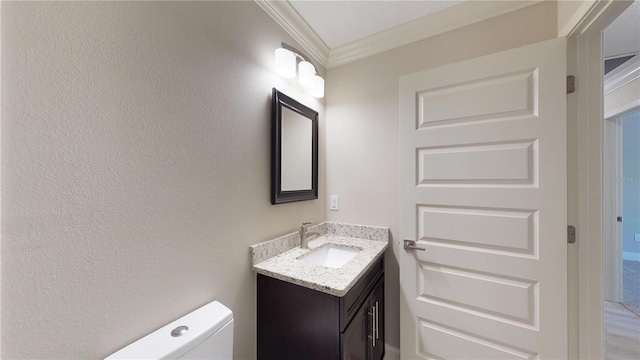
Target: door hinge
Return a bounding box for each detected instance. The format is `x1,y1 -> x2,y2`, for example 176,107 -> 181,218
567,75 -> 576,94
568,225 -> 576,244
617,216 -> 623,222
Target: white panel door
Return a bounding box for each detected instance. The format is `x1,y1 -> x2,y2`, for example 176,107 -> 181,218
399,38 -> 567,359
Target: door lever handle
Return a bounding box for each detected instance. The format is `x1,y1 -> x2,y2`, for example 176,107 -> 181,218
404,240 -> 426,251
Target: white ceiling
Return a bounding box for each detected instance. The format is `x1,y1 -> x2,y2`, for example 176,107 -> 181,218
289,0 -> 463,49
604,0 -> 640,59
287,0 -> 639,59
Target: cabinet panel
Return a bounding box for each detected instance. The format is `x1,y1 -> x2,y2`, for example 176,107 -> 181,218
341,301 -> 368,360
257,275 -> 340,360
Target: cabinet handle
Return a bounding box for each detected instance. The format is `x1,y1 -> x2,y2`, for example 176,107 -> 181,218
368,307 -> 376,347
374,301 -> 379,340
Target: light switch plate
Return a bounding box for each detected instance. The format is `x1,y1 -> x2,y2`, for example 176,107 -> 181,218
330,195 -> 339,211
635,234 -> 640,242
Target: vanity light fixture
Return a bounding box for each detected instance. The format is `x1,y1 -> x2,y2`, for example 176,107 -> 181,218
274,42 -> 324,98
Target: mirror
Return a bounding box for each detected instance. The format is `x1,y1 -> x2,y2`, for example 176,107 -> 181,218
271,88 -> 318,204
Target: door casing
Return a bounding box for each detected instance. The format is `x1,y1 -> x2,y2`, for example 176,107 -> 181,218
568,1 -> 635,359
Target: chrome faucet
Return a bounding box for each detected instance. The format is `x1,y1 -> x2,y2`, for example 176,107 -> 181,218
300,222 -> 320,249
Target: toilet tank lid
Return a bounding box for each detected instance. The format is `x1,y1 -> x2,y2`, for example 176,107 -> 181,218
105,301 -> 233,360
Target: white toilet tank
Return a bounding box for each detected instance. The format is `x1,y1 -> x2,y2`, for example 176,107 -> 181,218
106,301 -> 233,360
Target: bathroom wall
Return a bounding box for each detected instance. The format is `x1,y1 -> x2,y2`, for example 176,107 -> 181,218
1,2 -> 325,358
622,110 -> 640,257
325,1 -> 558,349
604,75 -> 640,263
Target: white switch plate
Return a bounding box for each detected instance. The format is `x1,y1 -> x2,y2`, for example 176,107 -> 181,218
635,234 -> 640,242
330,195 -> 339,211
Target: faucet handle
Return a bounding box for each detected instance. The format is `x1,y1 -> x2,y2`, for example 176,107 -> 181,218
302,222 -> 312,227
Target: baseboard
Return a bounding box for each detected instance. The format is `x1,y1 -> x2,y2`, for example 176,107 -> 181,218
623,252 -> 640,262
384,344 -> 400,360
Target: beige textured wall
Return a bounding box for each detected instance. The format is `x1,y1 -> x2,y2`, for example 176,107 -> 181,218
1,2 -> 325,358
325,1 -> 557,349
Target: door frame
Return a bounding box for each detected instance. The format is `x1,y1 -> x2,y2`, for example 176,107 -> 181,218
568,1 -> 635,358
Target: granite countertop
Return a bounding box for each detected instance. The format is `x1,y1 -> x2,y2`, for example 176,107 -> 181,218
250,222 -> 389,297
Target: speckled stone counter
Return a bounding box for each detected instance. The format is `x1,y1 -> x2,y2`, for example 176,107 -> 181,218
250,222 -> 389,297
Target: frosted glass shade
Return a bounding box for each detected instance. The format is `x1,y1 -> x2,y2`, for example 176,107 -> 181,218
298,61 -> 316,88
310,75 -> 325,98
275,48 -> 296,78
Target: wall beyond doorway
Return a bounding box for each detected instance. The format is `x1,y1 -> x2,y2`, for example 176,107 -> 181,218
622,110 -> 640,260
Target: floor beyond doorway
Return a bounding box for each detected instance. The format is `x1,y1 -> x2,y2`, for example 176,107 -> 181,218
623,260 -> 640,315
605,301 -> 640,360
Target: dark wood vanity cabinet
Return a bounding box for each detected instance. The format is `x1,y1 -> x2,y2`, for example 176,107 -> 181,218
257,257 -> 385,360
341,276 -> 384,360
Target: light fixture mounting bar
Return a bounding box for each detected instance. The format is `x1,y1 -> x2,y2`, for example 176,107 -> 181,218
281,42 -> 318,70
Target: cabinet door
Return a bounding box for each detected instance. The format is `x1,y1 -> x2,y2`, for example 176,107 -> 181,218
341,302 -> 367,360
369,278 -> 385,360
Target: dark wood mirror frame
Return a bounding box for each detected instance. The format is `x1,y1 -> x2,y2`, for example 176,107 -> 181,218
271,88 -> 318,204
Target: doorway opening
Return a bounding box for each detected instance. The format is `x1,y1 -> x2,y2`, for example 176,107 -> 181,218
605,106 -> 640,307
603,106 -> 640,360
620,108 -> 640,316
603,3 -> 640,354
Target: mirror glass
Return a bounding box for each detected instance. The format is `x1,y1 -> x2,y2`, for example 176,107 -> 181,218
281,109 -> 312,190
271,88 -> 318,204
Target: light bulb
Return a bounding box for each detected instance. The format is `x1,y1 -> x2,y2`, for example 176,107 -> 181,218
275,48 -> 296,78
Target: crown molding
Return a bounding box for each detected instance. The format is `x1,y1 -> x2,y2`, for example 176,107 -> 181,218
257,0 -> 543,70
327,0 -> 542,68
255,0 -> 330,69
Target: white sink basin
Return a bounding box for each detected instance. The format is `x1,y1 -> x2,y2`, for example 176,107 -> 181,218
300,244 -> 360,269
